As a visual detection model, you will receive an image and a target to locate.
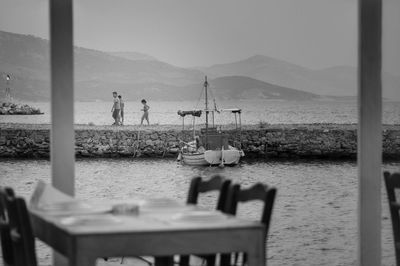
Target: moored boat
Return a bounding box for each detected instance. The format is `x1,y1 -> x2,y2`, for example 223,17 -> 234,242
177,76 -> 244,166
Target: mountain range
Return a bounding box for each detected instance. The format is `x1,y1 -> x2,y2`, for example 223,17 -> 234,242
0,30 -> 398,101
197,55 -> 400,99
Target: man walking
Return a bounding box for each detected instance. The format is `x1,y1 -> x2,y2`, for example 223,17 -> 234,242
111,91 -> 121,125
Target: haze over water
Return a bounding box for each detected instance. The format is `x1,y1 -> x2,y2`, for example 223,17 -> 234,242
1,100 -> 400,126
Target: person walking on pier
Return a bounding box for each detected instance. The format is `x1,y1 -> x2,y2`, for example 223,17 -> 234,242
140,99 -> 150,125
118,95 -> 124,125
111,91 -> 121,125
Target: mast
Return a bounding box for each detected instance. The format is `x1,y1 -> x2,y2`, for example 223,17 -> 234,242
204,76 -> 209,149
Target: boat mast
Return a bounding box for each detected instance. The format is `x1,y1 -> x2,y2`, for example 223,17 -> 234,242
204,76 -> 209,149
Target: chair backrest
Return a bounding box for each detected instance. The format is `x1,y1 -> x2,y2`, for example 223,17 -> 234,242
187,175 -> 231,212
226,183 -> 276,235
219,183 -> 276,266
0,187 -> 15,266
384,171 -> 400,266
2,188 -> 37,266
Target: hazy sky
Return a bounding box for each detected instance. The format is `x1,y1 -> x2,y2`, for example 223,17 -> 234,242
0,0 -> 399,74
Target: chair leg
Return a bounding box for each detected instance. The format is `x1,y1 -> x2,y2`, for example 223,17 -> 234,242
180,255 -> 190,266
220,253 -> 231,266
155,256 -> 174,266
205,255 -> 216,266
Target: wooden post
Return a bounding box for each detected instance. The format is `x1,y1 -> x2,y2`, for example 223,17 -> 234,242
50,0 -> 75,197
358,0 -> 382,264
50,1 -> 74,265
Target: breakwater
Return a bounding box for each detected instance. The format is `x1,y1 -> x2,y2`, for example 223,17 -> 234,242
1,124 -> 399,159
0,102 -> 43,115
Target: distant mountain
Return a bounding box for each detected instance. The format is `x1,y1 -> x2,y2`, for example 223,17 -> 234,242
197,54 -> 320,92
316,66 -> 400,100
3,30 -> 395,102
108,51 -> 158,61
205,76 -> 320,101
198,55 -> 400,100
0,30 -> 204,101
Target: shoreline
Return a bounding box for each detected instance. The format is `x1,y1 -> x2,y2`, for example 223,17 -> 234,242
2,122 -> 400,130
1,123 -> 400,160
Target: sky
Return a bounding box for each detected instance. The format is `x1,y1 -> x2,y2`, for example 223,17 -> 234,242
0,0 -> 399,74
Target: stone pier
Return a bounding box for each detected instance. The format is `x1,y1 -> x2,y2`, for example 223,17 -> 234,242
1,124 -> 399,160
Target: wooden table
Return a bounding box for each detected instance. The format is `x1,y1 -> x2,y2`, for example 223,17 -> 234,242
30,204 -> 266,266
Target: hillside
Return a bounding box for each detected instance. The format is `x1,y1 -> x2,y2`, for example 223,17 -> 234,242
108,51 -> 158,61
0,31 -> 204,101
3,30 -> 393,102
206,76 -> 320,100
199,55 -> 400,100
197,55 -> 321,93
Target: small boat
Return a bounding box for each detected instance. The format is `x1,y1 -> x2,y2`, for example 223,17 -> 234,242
177,77 -> 244,166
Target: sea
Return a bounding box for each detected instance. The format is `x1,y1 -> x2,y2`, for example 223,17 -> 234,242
1,99 -> 400,266
1,99 -> 399,125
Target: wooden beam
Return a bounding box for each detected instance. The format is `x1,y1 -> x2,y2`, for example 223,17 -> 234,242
358,0 -> 382,264
50,0 -> 75,197
50,1 -> 74,265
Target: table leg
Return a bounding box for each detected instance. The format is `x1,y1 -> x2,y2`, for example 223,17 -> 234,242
247,250 -> 265,266
154,256 -> 174,266
246,234 -> 266,266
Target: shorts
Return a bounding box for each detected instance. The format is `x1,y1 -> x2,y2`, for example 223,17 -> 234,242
112,109 -> 120,119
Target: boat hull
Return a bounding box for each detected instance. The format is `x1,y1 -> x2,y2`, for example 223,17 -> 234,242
180,149 -> 243,166
181,152 -> 209,166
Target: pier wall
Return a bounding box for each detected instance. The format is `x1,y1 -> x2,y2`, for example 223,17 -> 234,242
1,126 -> 399,159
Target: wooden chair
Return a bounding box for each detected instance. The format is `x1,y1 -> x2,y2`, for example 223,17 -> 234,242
384,171 -> 400,266
222,183 -> 277,266
187,175 -> 231,210
1,186 -> 38,266
0,187 -> 16,266
177,175 -> 232,266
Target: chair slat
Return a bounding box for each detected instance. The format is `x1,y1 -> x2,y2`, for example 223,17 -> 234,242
180,175 -> 232,266
0,187 -> 16,265
385,172 -> 400,188
236,183 -> 269,202
223,182 -> 277,266
15,198 -> 38,266
198,175 -> 224,193
384,171 -> 400,266
1,187 -> 38,266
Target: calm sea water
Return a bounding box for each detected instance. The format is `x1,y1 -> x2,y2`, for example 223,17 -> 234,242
1,158 -> 400,266
1,100 -> 400,125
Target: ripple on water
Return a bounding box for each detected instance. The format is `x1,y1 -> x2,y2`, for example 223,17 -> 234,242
1,158 -> 399,266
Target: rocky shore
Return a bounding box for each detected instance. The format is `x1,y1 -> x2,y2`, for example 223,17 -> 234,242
1,123 -> 399,160
0,102 -> 43,115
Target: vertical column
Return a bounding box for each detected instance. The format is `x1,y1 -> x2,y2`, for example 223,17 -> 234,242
50,1 -> 74,265
358,0 -> 382,264
50,0 -> 74,196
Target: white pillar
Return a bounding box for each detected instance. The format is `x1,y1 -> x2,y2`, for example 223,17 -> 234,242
50,0 -> 75,196
50,1 -> 74,265
358,0 -> 382,264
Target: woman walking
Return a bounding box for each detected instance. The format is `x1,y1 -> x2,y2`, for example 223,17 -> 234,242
118,95 -> 124,125
140,99 -> 150,125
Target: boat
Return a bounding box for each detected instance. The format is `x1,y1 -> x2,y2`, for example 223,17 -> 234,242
177,76 -> 244,166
